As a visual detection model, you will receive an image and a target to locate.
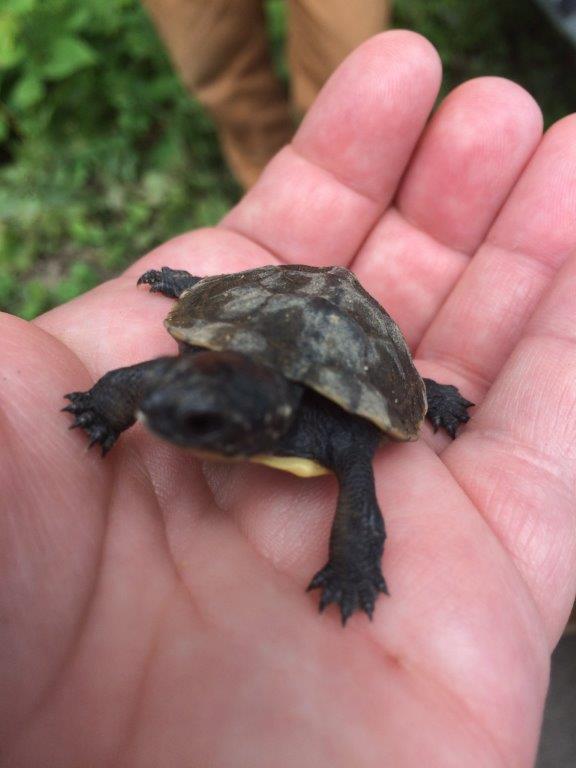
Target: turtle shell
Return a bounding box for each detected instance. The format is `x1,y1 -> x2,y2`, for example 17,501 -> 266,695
166,265 -> 426,440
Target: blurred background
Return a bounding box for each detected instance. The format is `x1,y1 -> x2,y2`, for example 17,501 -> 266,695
1,0 -> 575,319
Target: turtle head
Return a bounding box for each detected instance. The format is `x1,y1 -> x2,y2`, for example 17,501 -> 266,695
139,350 -> 300,456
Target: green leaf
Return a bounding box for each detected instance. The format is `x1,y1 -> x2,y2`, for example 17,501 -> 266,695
20,279 -> 51,319
54,262 -> 99,304
4,0 -> 35,14
0,115 -> 9,143
42,37 -> 97,80
10,73 -> 45,110
0,271 -> 17,313
0,13 -> 24,69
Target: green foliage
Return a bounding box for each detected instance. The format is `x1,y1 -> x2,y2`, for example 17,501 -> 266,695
0,0 -> 575,318
0,0 -> 238,318
266,0 -> 288,81
394,0 -> 576,123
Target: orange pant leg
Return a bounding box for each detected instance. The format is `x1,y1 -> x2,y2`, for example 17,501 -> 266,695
142,0 -> 293,188
287,0 -> 392,114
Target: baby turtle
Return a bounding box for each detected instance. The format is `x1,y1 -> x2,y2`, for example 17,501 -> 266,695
64,265 -> 472,624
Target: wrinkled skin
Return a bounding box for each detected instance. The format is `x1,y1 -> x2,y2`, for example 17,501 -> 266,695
2,31 -> 576,768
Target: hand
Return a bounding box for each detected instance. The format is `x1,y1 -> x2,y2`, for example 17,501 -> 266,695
2,31 -> 575,767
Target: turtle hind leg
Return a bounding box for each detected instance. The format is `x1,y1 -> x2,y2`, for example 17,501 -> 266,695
424,378 -> 474,439
137,267 -> 201,299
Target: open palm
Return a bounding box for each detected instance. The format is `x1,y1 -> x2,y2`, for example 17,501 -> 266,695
2,32 -> 576,767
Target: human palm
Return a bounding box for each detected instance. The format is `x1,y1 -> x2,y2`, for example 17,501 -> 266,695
2,32 -> 576,767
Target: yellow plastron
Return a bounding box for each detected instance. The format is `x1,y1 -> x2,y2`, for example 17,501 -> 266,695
249,454 -> 331,478
187,448 -> 331,478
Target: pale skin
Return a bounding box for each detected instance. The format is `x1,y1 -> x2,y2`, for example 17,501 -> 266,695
2,31 -> 576,767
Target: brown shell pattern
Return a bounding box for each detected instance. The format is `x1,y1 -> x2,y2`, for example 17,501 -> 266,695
166,265 -> 427,440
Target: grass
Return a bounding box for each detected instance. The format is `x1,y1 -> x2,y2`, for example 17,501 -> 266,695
0,0 -> 574,318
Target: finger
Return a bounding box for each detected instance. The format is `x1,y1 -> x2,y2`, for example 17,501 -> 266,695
417,115 -> 576,399
398,78 -> 543,254
0,312 -> 218,739
444,250 -> 576,642
352,77 -> 543,347
0,314 -> 111,730
222,31 -> 441,266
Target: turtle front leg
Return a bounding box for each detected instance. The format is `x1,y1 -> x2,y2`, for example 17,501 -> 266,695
308,454 -> 387,625
137,267 -> 201,299
63,357 -> 175,455
424,378 -> 474,439
274,392 -> 386,624
279,394 -> 387,624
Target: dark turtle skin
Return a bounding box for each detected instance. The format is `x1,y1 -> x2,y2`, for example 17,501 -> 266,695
63,265 -> 473,625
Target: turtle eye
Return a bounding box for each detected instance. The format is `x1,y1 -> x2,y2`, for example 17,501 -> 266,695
183,412 -> 225,435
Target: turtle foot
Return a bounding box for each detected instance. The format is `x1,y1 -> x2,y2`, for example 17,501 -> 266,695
424,379 -> 474,439
62,391 -> 119,456
307,562 -> 388,626
137,267 -> 199,299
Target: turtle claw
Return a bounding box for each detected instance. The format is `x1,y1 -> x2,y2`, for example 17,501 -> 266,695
137,269 -> 166,292
63,392 -> 118,456
308,562 -> 388,626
